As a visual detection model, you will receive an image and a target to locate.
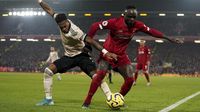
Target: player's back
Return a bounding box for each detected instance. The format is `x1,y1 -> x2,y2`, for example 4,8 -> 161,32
103,17 -> 143,55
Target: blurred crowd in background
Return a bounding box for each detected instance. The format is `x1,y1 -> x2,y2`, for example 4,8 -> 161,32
1,40 -> 200,77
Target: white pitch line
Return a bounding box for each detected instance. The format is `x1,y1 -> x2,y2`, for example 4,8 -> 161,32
159,91 -> 200,112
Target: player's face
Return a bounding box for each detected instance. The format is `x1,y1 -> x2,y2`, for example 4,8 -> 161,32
58,20 -> 70,33
124,9 -> 137,28
50,47 -> 55,51
140,42 -> 145,46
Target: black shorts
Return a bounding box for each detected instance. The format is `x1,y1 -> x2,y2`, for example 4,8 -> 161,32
53,53 -> 96,78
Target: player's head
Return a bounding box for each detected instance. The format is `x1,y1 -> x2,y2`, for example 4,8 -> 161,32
50,47 -> 55,51
54,13 -> 70,33
124,5 -> 138,28
139,40 -> 146,46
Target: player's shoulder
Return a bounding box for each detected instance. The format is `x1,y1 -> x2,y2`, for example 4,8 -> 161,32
134,20 -> 145,26
106,17 -> 119,23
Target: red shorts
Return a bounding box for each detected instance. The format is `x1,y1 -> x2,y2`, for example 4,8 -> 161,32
99,53 -> 131,68
136,63 -> 149,72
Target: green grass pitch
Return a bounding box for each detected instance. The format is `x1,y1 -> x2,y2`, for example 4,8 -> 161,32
0,72 -> 200,112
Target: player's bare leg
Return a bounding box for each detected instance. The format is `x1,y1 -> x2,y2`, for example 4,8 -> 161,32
108,72 -> 113,84
117,65 -> 135,96
82,60 -> 109,108
143,71 -> 151,86
133,70 -> 139,85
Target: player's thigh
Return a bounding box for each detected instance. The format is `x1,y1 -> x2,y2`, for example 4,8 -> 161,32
117,64 -> 134,78
53,56 -> 76,73
98,59 -> 110,71
78,56 -> 97,78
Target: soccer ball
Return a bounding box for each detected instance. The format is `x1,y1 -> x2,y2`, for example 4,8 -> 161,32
106,92 -> 125,109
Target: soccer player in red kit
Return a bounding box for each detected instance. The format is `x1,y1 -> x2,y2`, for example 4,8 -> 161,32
82,5 -> 180,108
134,40 -> 151,86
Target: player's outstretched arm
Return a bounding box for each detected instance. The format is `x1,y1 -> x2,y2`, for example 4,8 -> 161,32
37,0 -> 55,16
85,36 -> 118,61
162,35 -> 183,43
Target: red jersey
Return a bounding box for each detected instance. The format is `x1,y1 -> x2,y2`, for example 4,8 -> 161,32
136,46 -> 151,64
88,16 -> 163,67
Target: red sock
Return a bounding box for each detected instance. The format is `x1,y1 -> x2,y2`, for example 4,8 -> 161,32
120,77 -> 134,96
83,70 -> 107,105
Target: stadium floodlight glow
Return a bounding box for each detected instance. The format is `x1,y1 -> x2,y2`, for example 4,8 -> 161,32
139,13 -> 148,16
155,40 -> 164,43
194,40 -> 200,43
38,11 -> 42,16
104,13 -> 111,17
13,12 -> 17,16
10,38 -> 17,41
177,13 -> 184,16
0,39 -> 6,41
9,12 -> 12,16
42,11 -> 46,16
196,14 -> 200,16
51,39 -> 56,42
43,38 -> 55,42
136,39 -> 141,42
68,13 -> 76,16
159,13 -> 166,16
29,11 -> 34,16
33,11 -> 37,16
99,39 -> 105,42
25,11 -> 31,16
84,13 -> 92,17
10,38 -> 22,41
26,39 -> 39,42
20,11 -> 25,16
2,14 -> 9,16
17,12 -> 21,16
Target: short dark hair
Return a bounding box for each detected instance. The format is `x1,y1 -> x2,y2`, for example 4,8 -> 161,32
55,13 -> 67,23
126,5 -> 136,10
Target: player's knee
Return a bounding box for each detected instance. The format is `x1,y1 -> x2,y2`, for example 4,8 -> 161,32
92,70 -> 107,80
44,67 -> 54,77
89,70 -> 96,78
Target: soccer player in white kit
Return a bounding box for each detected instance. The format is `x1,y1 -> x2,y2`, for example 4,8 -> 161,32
46,47 -> 62,80
36,0 -> 118,106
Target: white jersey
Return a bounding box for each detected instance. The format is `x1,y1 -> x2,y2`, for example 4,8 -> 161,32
60,19 -> 86,57
46,51 -> 59,63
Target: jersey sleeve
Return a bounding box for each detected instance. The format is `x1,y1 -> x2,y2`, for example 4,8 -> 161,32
137,22 -> 164,38
87,18 -> 116,38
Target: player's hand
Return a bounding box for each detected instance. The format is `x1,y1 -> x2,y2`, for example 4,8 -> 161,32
38,0 -> 43,3
170,38 -> 184,44
105,52 -> 118,61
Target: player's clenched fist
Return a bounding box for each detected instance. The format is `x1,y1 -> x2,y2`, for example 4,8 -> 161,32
105,52 -> 118,61
38,0 -> 42,3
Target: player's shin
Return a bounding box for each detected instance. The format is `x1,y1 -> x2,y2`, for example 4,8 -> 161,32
100,81 -> 112,98
83,70 -> 107,106
120,77 -> 134,96
44,67 -> 54,99
134,71 -> 138,82
144,72 -> 150,82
